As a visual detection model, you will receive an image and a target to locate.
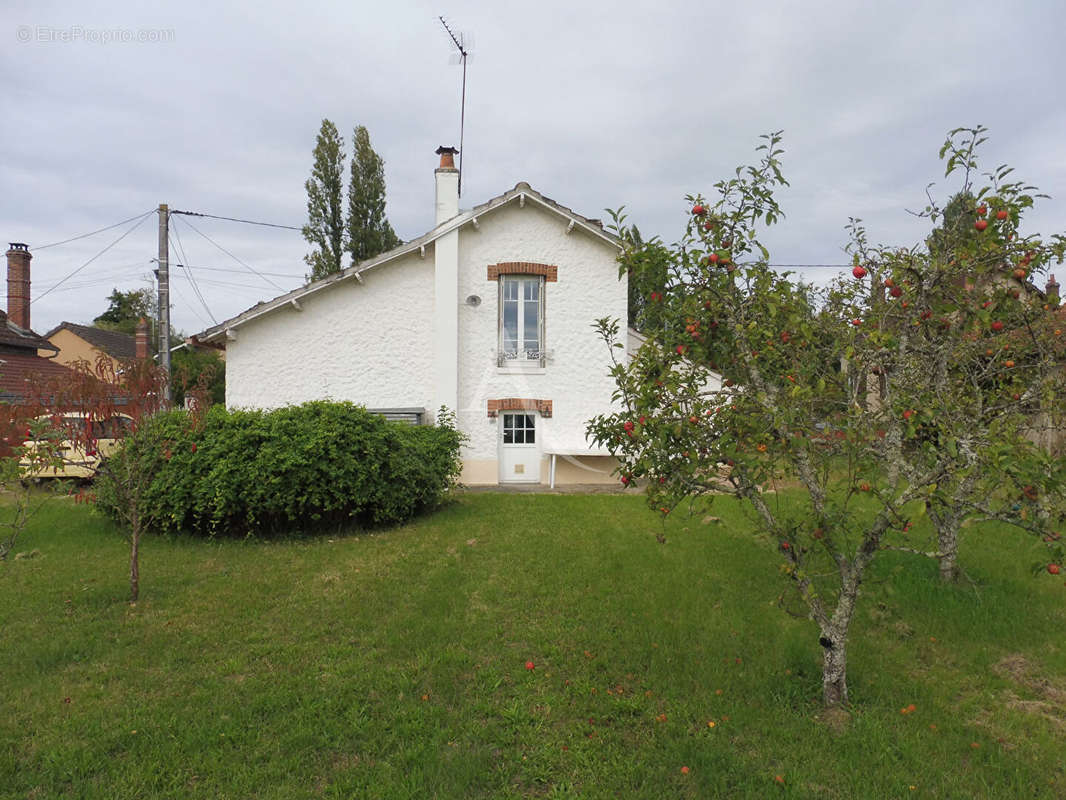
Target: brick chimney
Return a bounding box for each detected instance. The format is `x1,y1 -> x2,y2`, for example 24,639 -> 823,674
1046,274 -> 1060,303
6,243 -> 31,330
135,317 -> 150,359
434,146 -> 460,226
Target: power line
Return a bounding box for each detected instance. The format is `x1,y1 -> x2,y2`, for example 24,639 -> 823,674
168,277 -> 211,329
169,209 -> 302,231
177,217 -> 286,291
49,267 -> 154,292
174,262 -> 304,279
32,212 -> 156,304
170,218 -> 217,324
175,275 -> 281,292
31,209 -> 156,251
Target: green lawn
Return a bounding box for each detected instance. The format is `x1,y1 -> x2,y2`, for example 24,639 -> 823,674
2,492 -> 1065,798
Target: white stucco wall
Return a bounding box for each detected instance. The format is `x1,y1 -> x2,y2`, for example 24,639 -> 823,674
225,250 -> 436,412
456,202 -> 626,465
222,193 -> 627,484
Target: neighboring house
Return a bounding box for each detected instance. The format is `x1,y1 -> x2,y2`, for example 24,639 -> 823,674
191,147 -> 656,486
42,319 -> 150,372
1,244 -> 78,404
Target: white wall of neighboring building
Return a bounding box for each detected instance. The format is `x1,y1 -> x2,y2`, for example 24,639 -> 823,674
225,250 -> 436,412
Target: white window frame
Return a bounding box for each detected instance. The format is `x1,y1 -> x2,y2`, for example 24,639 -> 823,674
498,274 -> 546,368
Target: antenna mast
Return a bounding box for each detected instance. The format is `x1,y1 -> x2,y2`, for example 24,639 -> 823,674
439,15 -> 470,196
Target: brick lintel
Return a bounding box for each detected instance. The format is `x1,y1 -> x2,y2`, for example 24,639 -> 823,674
487,398 -> 553,418
487,262 -> 558,282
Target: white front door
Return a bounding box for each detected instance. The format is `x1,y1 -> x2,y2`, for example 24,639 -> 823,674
499,412 -> 540,483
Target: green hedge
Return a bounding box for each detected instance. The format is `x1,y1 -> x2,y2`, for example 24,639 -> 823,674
94,402 -> 465,536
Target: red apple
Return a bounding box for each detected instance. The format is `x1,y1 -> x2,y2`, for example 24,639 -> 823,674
709,253 -> 719,264
852,265 -> 868,279
991,320 -> 1004,332
692,204 -> 706,216
996,210 -> 1008,220
977,204 -> 988,216
1048,564 -> 1061,575
525,660 -> 535,670
890,286 -> 903,298
975,219 -> 988,232
676,345 -> 685,355
851,318 -> 862,326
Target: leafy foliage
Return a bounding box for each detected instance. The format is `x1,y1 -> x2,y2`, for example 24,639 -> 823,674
92,288 -> 154,335
347,125 -> 400,265
588,129 -> 1066,706
171,346 -> 224,407
94,402 -> 465,537
302,119 -> 347,281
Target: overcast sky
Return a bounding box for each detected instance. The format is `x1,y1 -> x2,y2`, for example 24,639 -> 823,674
3,0 -> 1064,337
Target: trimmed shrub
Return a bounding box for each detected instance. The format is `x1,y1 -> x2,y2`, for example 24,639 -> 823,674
94,402 -> 465,537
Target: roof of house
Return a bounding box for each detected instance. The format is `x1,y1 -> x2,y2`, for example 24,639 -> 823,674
44,321 -> 136,359
0,351 -> 79,404
0,310 -> 58,353
192,182 -> 622,345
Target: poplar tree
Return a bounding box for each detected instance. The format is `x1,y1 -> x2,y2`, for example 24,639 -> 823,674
302,119 -> 347,281
347,125 -> 400,265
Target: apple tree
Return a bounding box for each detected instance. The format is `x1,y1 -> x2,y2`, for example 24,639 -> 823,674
843,126 -> 1066,583
588,130 -> 1066,707
39,353 -> 172,602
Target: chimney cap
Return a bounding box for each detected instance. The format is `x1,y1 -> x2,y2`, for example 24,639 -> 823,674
7,243 -> 29,252
435,145 -> 459,170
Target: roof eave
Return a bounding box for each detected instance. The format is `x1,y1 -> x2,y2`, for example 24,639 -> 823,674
194,184 -> 621,343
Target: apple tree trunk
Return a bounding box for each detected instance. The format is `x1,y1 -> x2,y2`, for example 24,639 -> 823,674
129,515 -> 140,603
820,628 -> 849,707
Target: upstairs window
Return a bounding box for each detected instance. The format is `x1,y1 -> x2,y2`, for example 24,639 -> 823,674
499,275 -> 544,365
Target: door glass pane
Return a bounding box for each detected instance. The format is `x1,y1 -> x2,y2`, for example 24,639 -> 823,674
525,414 -> 535,444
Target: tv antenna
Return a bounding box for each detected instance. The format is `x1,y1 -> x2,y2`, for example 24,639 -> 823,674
439,15 -> 473,196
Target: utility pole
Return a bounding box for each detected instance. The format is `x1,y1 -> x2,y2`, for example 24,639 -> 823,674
156,203 -> 172,404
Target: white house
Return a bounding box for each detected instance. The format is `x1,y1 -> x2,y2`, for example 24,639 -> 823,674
193,147 -> 644,486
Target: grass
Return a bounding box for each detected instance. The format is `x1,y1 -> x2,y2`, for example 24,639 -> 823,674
2,491 -> 1065,798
